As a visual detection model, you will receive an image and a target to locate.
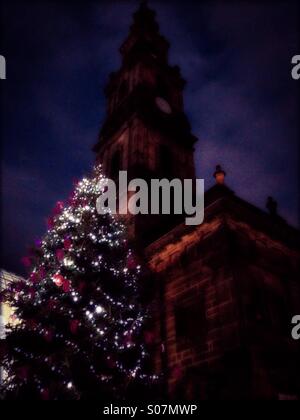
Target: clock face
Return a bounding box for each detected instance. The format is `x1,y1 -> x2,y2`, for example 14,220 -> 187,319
155,97 -> 172,114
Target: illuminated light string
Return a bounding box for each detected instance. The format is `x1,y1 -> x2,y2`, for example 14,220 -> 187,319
8,321 -> 141,377
2,165 -> 153,398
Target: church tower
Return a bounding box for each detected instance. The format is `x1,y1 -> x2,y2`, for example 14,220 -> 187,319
92,1 -> 300,400
93,1 -> 197,245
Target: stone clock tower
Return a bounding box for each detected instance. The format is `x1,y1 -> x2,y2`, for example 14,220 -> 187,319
94,2 -> 300,400
93,1 -> 197,245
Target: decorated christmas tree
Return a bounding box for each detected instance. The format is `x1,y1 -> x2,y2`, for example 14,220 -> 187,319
0,165 -> 152,400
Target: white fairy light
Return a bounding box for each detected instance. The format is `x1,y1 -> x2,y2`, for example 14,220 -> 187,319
63,257 -> 74,267
95,305 -> 104,314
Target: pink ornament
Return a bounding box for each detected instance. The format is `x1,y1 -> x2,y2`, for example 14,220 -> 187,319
63,238 -> 72,250
127,255 -> 137,270
70,319 -> 79,334
15,281 -> 25,292
28,287 -> 36,299
52,274 -> 64,287
46,217 -> 54,229
62,279 -> 71,293
56,249 -> 64,261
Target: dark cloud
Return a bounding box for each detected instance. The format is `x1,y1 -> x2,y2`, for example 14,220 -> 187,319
1,0 -> 299,275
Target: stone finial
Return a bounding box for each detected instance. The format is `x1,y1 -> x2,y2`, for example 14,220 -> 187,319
213,165 -> 226,185
139,0 -> 149,11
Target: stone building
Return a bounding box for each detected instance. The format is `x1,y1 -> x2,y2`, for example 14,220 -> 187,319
0,269 -> 23,384
94,2 -> 300,399
0,270 -> 22,339
146,180 -> 300,399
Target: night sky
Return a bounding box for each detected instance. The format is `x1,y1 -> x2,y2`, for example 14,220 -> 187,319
1,0 -> 299,276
